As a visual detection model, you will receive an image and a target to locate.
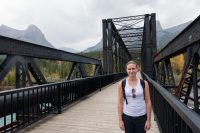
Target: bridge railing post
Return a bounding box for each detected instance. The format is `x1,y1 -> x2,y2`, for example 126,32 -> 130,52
57,84 -> 62,114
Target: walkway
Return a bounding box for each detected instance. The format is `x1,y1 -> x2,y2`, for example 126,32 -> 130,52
19,81 -> 160,133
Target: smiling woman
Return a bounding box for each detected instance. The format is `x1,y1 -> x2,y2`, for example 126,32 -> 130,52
118,60 -> 152,133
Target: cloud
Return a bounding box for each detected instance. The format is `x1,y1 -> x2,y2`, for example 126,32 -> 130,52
0,0 -> 199,51
154,0 -> 200,28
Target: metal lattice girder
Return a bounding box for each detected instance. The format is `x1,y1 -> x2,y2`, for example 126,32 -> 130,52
125,44 -> 142,47
118,27 -> 143,31
177,47 -> 200,113
127,46 -> 142,49
154,15 -> 200,62
102,19 -> 108,73
108,19 -> 132,60
141,14 -> 151,77
176,44 -> 199,97
0,55 -> 47,88
192,52 -> 199,113
78,63 -> 87,78
16,62 -> 26,88
0,36 -> 101,65
123,40 -> 142,43
67,62 -> 77,80
102,13 -> 156,75
112,15 -> 145,22
67,62 -> 88,80
107,20 -> 114,73
103,19 -> 132,72
120,32 -> 143,38
27,58 -> 47,84
0,55 -> 16,82
93,64 -> 103,76
163,59 -> 175,87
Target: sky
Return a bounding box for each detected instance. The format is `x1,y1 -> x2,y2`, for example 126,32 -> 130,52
0,0 -> 199,51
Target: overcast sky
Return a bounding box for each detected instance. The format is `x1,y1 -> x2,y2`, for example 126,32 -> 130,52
0,0 -> 199,51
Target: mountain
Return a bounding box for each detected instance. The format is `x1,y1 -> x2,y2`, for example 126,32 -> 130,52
157,21 -> 192,49
59,47 -> 79,53
83,20 -> 192,52
0,24 -> 54,48
83,39 -> 103,53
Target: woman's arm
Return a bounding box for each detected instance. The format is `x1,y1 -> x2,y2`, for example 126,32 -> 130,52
118,81 -> 124,130
144,80 -> 152,130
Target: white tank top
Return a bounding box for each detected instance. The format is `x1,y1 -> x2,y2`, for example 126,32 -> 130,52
123,78 -> 146,117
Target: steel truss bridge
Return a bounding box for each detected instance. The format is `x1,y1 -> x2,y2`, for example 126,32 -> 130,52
0,13 -> 199,133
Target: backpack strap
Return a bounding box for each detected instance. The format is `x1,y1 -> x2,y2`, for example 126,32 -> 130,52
122,79 -> 128,104
140,79 -> 145,100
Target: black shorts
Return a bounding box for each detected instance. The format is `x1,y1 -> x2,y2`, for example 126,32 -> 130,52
122,113 -> 147,133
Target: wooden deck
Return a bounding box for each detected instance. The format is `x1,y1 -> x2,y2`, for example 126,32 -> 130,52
19,81 -> 160,133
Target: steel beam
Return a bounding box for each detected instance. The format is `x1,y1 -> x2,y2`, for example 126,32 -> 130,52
78,63 -> 87,78
118,46 -> 122,72
93,64 -> 103,76
16,62 -> 26,88
0,36 -> 101,65
67,62 -> 88,79
142,14 -> 151,76
27,58 -> 47,84
110,21 -> 132,60
150,13 -> 157,80
102,19 -> 108,73
0,55 -> 16,82
67,62 -> 76,80
193,53 -> 199,113
115,40 -> 118,72
107,19 -> 113,74
163,59 -> 175,87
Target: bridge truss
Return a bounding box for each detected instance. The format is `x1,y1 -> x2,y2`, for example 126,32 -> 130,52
154,15 -> 200,114
102,14 -> 157,78
0,36 -> 103,89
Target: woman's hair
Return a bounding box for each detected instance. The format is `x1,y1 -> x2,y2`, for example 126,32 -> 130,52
126,60 -> 139,68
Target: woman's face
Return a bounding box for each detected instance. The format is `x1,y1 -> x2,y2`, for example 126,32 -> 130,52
126,63 -> 138,77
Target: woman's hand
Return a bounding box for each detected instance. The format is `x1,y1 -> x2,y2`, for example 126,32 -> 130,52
119,120 -> 125,131
144,120 -> 151,131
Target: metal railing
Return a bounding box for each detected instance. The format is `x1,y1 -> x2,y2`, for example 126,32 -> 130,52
143,73 -> 200,133
0,72 -> 126,132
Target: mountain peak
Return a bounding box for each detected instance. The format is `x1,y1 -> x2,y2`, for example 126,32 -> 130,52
27,24 -> 40,31
0,24 -> 54,48
0,24 -> 11,29
26,24 -> 43,35
28,24 -> 37,28
156,20 -> 163,31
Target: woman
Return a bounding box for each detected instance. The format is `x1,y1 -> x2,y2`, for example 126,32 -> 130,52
118,60 -> 151,133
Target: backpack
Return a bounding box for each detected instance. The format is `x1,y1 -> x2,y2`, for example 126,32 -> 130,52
122,79 -> 145,104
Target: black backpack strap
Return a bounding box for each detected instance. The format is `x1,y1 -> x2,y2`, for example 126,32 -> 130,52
140,79 -> 145,100
122,79 -> 128,104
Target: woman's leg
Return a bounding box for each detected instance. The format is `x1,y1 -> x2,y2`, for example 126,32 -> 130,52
134,114 -> 147,133
122,113 -> 135,133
